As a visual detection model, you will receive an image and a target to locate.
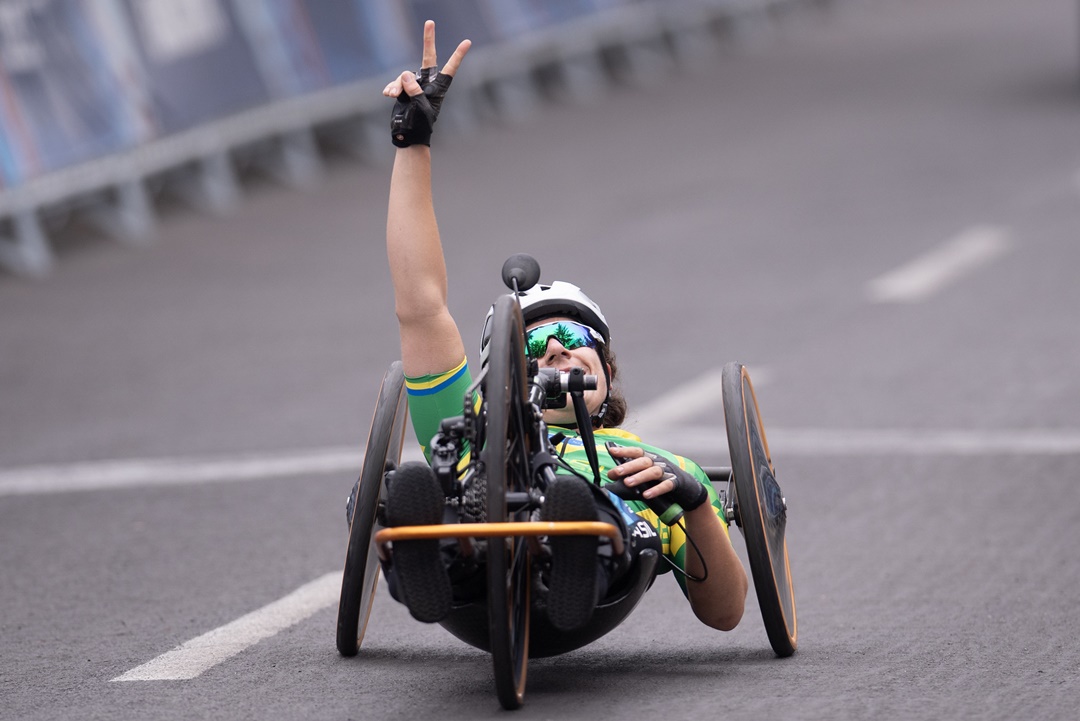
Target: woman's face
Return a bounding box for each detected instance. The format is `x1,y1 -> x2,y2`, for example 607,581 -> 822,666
526,316 -> 609,425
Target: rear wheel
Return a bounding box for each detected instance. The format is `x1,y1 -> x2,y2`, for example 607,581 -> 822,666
336,362 -> 408,656
722,362 -> 797,657
482,295 -> 532,709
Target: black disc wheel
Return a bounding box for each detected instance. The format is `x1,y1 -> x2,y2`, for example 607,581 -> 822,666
722,362 -> 797,657
482,295 -> 532,709
336,361 -> 409,657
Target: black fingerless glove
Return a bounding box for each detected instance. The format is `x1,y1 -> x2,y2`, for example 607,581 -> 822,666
645,452 -> 710,513
391,66 -> 455,148
605,444 -> 710,525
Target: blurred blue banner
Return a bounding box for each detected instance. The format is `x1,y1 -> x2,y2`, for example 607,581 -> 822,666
117,0 -> 270,135
232,0 -> 412,97
489,0 -> 621,36
400,0 -> 501,49
0,0 -> 148,186
0,0 -> 661,190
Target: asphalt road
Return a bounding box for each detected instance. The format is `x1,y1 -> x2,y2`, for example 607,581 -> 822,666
3,0 -> 1080,718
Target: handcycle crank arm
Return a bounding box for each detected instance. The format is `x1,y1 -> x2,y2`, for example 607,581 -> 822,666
374,521 -> 624,560
702,466 -> 736,527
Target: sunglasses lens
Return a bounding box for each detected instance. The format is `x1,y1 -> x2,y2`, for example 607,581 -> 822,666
525,322 -> 595,359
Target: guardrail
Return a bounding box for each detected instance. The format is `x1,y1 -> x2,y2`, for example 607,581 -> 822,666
0,0 -> 808,278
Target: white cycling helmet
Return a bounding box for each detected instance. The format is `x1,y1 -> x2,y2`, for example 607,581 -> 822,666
480,281 -> 610,367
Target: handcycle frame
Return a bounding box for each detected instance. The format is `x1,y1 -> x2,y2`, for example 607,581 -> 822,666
337,293 -> 796,709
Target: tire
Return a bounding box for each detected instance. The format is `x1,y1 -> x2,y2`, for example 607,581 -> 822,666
722,362 -> 797,657
336,361 -> 409,657
482,295 -> 532,709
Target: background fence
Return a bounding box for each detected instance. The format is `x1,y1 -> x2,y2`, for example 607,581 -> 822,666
0,0 -> 800,277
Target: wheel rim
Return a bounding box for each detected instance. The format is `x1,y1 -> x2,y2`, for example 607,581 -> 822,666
723,362 -> 797,657
742,372 -> 797,648
484,295 -> 531,709
336,362 -> 408,657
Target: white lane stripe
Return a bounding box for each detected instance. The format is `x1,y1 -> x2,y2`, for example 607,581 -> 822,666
7,367 -> 764,496
866,225 -> 1011,303
646,426 -> 1080,457
630,366 -> 770,428
5,424 -> 1080,498
0,445 -> 425,497
111,571 -> 341,682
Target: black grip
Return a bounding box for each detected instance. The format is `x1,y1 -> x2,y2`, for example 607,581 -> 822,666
603,442 -> 683,525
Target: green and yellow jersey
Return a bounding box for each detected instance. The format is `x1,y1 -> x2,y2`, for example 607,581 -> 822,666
404,359 -> 730,597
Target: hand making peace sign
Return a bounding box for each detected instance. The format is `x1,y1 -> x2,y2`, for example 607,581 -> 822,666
382,21 -> 471,147
383,20 -> 472,100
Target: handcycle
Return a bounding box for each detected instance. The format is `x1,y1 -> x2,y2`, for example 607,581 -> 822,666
336,255 -> 797,709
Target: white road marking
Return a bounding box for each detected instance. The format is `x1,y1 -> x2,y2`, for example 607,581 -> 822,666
647,426 -> 1080,457
4,423 -> 1080,499
630,366 -> 770,428
6,422 -> 1080,498
866,225 -> 1012,303
0,445 -> 424,497
111,571 -> 341,682
94,421 -> 1080,683
103,425 -> 1080,683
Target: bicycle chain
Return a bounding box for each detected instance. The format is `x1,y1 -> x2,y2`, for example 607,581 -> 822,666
462,473 -> 487,523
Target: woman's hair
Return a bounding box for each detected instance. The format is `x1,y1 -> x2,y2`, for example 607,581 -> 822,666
598,346 -> 626,428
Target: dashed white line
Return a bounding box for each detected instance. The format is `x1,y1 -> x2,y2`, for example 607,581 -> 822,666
866,225 -> 1012,303
630,365 -> 770,429
111,571 -> 341,682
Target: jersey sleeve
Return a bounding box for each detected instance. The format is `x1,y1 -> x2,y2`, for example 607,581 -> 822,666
404,358 -> 478,462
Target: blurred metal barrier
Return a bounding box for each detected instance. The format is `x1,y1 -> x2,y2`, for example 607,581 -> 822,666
0,0 -> 811,278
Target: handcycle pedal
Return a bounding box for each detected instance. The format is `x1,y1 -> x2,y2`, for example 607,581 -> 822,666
385,462 -> 452,623
540,477 -> 601,631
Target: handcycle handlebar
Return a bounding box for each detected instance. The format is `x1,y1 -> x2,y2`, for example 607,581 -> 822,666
535,366 -> 597,393
530,366 -> 597,409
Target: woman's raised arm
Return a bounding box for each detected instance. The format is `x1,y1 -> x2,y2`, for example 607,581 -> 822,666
383,22 -> 471,377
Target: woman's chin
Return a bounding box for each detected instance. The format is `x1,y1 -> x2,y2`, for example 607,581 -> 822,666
542,403 -> 600,427
542,409 -> 576,426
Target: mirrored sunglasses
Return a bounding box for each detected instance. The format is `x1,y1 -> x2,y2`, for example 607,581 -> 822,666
525,320 -> 602,360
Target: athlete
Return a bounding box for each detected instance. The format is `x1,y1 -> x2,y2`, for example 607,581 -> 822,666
378,21 -> 747,634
